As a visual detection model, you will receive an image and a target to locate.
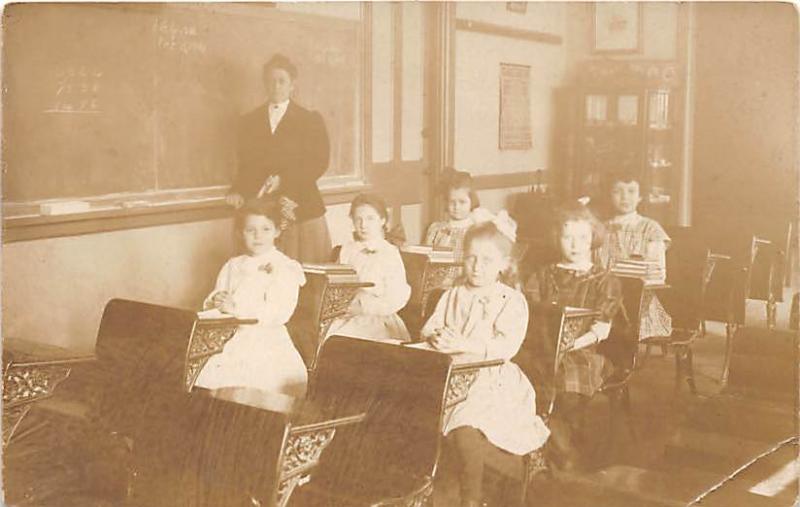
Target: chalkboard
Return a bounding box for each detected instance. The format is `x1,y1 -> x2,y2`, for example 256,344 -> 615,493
2,4 -> 363,208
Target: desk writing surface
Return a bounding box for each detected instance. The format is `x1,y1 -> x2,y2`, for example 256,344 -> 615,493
402,342 -> 504,368
3,337 -> 95,366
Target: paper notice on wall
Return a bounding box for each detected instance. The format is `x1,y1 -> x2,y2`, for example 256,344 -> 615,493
499,63 -> 532,151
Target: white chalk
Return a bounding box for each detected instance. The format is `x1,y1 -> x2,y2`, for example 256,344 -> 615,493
121,200 -> 153,209
39,201 -> 91,216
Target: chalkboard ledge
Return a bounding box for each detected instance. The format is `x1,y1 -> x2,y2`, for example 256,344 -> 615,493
3,198 -> 231,243
3,184 -> 370,243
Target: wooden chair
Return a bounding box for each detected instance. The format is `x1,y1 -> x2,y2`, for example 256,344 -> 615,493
6,299 -> 365,507
422,288 -> 610,504
2,338 -> 94,448
714,229 -> 788,326
590,279 -> 653,457
129,387 -> 363,507
288,269 -> 371,370
746,236 -> 780,326
291,336 -> 452,506
398,248 -> 461,339
4,299 -> 244,505
644,228 -> 736,393
2,339 -> 95,505
760,222 -> 792,329
667,226 -> 742,385
510,181 -> 558,282
464,303 -> 599,506
4,299 -> 201,504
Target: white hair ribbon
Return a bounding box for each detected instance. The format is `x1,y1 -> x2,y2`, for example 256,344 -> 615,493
491,210 -> 517,243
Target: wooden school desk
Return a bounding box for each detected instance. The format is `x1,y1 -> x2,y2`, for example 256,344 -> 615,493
289,265 -> 373,370
2,337 -> 95,447
399,246 -> 461,338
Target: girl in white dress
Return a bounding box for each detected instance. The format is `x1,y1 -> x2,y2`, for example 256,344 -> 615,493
196,198 -> 308,398
327,193 -> 411,342
421,214 -> 550,507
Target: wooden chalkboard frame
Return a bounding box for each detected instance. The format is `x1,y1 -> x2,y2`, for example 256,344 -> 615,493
2,185 -> 369,243
2,3 -> 373,242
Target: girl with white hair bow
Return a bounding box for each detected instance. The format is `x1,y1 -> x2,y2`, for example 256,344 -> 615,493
421,214 -> 549,507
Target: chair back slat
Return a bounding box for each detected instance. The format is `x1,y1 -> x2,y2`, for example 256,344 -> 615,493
665,226 -> 707,329
93,299 -> 197,432
749,237 -> 777,301
522,303 -> 597,417
307,337 -> 451,498
130,391 -> 289,507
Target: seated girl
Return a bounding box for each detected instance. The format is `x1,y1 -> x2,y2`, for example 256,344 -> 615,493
196,198 -> 308,398
602,172 -> 672,339
525,203 -> 622,469
421,214 -> 550,507
424,170 -> 493,261
327,193 -> 411,342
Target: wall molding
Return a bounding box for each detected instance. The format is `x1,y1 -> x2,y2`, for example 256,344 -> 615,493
455,18 -> 562,45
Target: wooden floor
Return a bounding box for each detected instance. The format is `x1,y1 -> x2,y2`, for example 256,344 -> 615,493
434,294 -> 798,507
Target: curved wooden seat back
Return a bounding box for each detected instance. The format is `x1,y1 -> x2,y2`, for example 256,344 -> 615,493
306,336 -> 452,500
289,272 -> 330,367
93,298 -> 197,433
400,251 -> 431,310
517,302 -> 558,415
521,303 -> 599,416
665,226 -> 709,329
130,391 -> 289,507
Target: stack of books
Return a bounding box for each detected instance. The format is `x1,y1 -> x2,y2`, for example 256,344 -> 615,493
611,259 -> 665,282
400,245 -> 457,263
302,263 -> 361,283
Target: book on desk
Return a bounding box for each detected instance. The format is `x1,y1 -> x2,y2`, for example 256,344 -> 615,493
301,263 -> 361,284
611,259 -> 666,283
400,245 -> 458,263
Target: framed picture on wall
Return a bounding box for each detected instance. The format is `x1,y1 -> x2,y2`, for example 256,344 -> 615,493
593,3 -> 641,53
506,2 -> 527,14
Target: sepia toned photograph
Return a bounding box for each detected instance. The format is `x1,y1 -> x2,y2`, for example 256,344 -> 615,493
1,2 -> 798,506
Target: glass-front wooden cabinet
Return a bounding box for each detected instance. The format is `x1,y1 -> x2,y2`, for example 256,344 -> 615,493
563,61 -> 683,224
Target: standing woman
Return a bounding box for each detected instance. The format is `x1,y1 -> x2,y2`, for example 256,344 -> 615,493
227,54 -> 332,263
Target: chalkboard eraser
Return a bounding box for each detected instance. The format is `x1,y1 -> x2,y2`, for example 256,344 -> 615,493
40,201 -> 91,216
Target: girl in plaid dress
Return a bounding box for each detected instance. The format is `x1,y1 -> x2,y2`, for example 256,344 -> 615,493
600,174 -> 672,339
424,170 -> 494,261
525,203 -> 622,469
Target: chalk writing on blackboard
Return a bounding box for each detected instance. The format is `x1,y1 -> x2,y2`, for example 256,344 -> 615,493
44,66 -> 103,114
310,47 -> 346,67
153,18 -> 207,55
